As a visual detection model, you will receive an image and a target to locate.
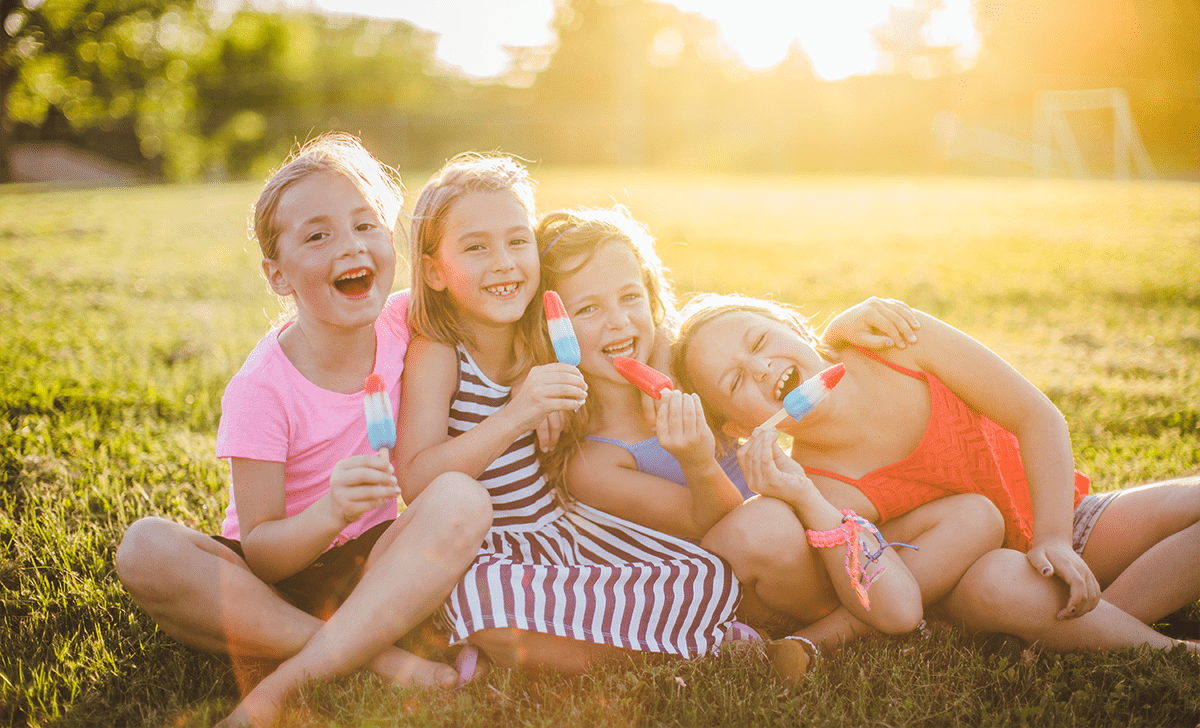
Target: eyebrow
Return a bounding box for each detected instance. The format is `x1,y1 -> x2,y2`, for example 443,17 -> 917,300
458,225 -> 532,240
295,206 -> 377,229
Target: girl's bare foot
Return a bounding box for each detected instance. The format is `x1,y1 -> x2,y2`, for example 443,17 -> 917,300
371,646 -> 458,688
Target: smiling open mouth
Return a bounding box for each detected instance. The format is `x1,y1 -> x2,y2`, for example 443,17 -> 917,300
334,269 -> 373,296
602,338 -> 636,359
776,367 -> 800,401
486,283 -> 520,297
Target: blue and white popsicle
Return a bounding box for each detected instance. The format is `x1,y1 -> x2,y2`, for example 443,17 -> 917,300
544,290 -> 581,366
762,363 -> 846,428
363,373 -> 396,456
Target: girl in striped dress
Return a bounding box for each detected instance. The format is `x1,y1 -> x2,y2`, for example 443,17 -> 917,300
396,153 -> 741,674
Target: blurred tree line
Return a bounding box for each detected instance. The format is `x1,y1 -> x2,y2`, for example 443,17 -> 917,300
2,0 -> 1197,182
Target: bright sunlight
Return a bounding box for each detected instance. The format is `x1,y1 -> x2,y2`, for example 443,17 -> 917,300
274,0 -> 981,81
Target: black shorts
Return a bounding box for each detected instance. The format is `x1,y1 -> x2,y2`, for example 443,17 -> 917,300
213,520 -> 393,620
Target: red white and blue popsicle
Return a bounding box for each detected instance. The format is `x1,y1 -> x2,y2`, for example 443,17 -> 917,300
612,356 -> 672,400
762,363 -> 845,428
544,290 -> 581,366
363,373 -> 396,457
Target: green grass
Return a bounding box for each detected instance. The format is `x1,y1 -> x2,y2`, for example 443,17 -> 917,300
1,174 -> 1198,727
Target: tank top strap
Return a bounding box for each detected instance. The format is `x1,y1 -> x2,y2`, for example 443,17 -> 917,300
802,466 -> 861,487
585,435 -> 635,453
851,345 -> 925,381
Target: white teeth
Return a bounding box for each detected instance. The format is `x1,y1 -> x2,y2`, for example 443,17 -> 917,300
774,366 -> 796,400
486,283 -> 519,296
602,338 -> 636,359
337,269 -> 370,281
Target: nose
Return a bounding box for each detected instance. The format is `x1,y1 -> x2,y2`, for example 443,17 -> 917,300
747,355 -> 771,381
342,225 -> 369,256
491,246 -> 515,272
603,306 -> 630,330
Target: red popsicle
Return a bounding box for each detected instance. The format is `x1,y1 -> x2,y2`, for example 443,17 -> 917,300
613,356 -> 673,400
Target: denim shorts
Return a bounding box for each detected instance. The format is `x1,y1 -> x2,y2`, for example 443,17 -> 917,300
1071,491 -> 1120,554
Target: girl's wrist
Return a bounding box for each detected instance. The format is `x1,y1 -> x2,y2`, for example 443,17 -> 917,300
788,488 -> 843,530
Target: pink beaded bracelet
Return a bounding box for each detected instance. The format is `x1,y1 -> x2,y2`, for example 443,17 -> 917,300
805,509 -> 917,610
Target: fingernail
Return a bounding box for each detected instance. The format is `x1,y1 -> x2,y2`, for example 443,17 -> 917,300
1042,567 -> 1052,575
885,339 -> 894,347
908,335 -> 917,342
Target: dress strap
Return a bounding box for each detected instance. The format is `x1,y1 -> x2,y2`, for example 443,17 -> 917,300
586,435 -> 635,453
803,466 -> 861,487
851,346 -> 925,381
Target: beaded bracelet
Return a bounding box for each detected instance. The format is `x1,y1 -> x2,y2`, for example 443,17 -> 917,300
805,509 -> 917,610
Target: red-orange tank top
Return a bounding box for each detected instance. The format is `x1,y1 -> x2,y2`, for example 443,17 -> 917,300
804,347 -> 1089,552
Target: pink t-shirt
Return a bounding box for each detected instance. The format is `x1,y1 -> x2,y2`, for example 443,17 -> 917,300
216,291 -> 411,547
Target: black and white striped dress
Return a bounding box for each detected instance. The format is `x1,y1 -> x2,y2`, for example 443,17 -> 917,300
440,346 -> 741,657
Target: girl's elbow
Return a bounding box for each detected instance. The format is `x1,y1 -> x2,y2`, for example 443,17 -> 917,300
877,598 -> 924,635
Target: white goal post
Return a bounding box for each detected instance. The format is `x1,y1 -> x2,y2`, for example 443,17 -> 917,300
1033,88 -> 1156,179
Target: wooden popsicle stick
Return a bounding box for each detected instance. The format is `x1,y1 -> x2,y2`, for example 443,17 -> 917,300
761,407 -> 788,428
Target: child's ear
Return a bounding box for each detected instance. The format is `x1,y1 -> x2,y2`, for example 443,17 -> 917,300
422,255 -> 447,292
721,421 -> 750,439
262,258 -> 293,297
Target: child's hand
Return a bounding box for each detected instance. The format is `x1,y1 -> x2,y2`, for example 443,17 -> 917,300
822,297 -> 920,350
535,410 -> 568,452
327,453 -> 400,526
507,363 -> 587,431
1027,538 -> 1101,620
655,390 -> 717,468
736,428 -> 813,501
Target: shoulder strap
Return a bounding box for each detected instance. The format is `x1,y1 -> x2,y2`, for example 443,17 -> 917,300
803,466 -> 861,486
851,345 -> 924,381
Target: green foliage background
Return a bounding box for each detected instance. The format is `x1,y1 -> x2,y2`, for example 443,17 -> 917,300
1,173 -> 1198,726
4,0 -> 1199,181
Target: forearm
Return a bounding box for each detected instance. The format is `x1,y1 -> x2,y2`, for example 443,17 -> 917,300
1016,408 -> 1077,545
786,486 -> 922,633
679,459 -> 747,534
241,496 -> 346,583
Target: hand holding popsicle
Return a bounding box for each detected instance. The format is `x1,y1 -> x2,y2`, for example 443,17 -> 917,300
363,373 -> 397,460
544,291 -> 581,366
762,363 -> 845,428
613,357 -> 673,400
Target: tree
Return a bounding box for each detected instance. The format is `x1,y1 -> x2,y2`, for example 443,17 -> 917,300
1,0 -> 204,182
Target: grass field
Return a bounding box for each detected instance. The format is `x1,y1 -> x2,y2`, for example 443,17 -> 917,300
1,173 -> 1198,727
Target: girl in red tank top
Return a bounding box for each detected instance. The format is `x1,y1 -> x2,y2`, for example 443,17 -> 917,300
675,293 -> 1199,657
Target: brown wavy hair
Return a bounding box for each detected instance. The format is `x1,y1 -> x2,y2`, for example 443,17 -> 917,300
537,205 -> 679,501
407,152 -> 550,378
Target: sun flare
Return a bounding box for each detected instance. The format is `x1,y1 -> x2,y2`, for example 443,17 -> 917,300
277,0 -> 980,81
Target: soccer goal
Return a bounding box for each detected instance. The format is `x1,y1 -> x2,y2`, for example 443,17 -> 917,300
1033,88 -> 1156,179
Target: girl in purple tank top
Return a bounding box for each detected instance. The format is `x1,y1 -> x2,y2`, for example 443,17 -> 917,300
538,206 -> 1007,679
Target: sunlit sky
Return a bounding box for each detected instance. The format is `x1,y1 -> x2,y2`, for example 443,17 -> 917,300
267,0 -> 980,82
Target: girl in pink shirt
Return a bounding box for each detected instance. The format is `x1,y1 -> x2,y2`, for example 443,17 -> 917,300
115,133 -> 492,727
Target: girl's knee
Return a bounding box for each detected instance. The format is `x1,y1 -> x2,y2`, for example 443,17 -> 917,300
955,493 -> 1004,551
115,517 -> 173,587
421,472 -> 493,538
955,549 -> 1060,621
705,499 -> 804,568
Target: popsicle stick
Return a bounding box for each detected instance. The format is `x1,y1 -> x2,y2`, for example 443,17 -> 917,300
762,407 -> 789,429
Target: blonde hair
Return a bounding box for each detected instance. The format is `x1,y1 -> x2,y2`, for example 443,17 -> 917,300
538,205 -> 679,500
407,152 -> 548,377
672,293 -> 824,434
250,132 -> 404,322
